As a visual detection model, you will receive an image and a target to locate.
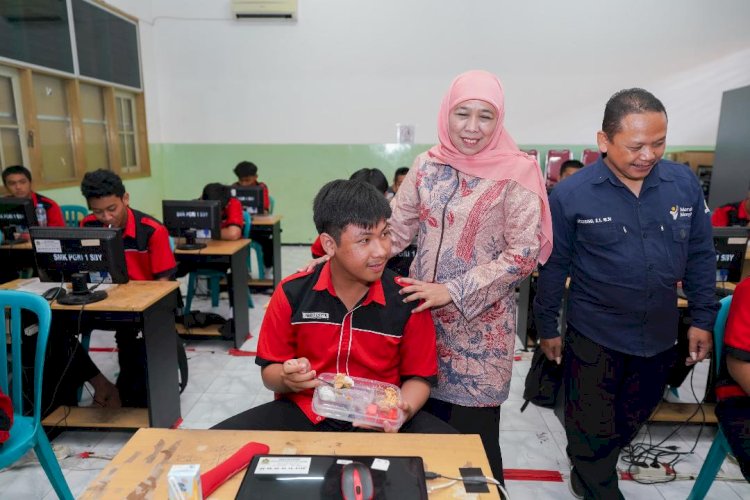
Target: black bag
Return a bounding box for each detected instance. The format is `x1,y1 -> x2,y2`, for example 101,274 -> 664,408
521,347 -> 563,412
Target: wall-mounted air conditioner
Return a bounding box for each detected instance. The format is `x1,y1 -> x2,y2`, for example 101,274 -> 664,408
231,0 -> 298,20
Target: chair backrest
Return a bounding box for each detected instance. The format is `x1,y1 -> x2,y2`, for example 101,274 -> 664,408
242,210 -> 252,238
581,148 -> 600,166
545,149 -> 572,189
0,291 -> 52,421
268,196 -> 275,215
521,149 -> 540,164
60,204 -> 88,228
713,295 -> 734,375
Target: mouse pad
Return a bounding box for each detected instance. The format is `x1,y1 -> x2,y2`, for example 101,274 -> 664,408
235,454 -> 427,500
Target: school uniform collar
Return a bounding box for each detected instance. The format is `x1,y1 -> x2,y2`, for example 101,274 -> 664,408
591,158 -> 672,189
122,207 -> 136,238
312,260 -> 386,306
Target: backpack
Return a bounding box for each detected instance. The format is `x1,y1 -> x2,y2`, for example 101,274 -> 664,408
521,347 -> 563,412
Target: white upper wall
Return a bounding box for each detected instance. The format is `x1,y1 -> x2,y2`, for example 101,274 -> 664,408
109,0 -> 750,145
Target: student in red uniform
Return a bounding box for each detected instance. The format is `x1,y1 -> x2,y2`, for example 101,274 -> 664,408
715,277 -> 750,482
2,165 -> 65,227
77,169 -> 177,406
233,161 -> 273,274
712,186 -> 750,227
200,183 -> 243,240
34,170 -> 177,413
213,179 -> 454,434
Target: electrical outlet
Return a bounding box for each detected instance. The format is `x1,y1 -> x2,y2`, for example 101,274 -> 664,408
634,463 -> 673,479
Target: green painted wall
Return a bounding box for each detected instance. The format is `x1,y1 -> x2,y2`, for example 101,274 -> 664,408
38,143 -> 713,243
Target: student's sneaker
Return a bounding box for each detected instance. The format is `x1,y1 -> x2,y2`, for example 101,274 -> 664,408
264,266 -> 273,279
569,468 -> 584,499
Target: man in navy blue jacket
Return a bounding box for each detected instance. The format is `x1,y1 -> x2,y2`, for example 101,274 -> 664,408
534,88 -> 718,499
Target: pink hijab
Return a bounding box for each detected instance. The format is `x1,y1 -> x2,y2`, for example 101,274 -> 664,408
427,70 -> 553,264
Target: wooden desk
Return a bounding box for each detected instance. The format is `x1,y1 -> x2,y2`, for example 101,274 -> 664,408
80,428 -> 499,499
1,280 -> 181,429
677,281 -> 736,308
250,214 -> 282,288
175,239 -> 250,349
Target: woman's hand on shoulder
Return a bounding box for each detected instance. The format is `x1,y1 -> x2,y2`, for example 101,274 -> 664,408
396,277 -> 452,313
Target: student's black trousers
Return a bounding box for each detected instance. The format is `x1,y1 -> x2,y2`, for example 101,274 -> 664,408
212,398 -> 457,434
564,326 -> 676,500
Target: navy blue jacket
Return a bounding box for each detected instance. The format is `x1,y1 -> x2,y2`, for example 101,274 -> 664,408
534,158 -> 718,356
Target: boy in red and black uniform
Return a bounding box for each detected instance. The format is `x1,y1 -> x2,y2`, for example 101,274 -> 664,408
2,165 -> 65,227
715,277 -> 750,482
233,161 -> 273,274
712,187 -> 750,227
39,170 -> 176,412
214,180 -> 454,434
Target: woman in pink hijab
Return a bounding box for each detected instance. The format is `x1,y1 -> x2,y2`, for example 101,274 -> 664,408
391,70 -> 552,484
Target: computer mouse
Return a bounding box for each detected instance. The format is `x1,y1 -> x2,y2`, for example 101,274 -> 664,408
341,462 -> 374,500
42,287 -> 66,301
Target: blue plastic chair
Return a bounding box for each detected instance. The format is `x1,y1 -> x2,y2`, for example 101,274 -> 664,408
0,291 -> 74,499
686,295 -> 734,500
59,204 -> 88,228
184,212 -> 254,315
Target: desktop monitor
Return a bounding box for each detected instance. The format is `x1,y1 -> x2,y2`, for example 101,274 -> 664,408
230,185 -> 264,215
30,226 -> 129,304
162,200 -> 222,250
713,226 -> 750,283
0,197 -> 37,244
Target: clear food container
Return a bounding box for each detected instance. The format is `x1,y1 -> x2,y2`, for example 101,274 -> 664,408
312,373 -> 405,429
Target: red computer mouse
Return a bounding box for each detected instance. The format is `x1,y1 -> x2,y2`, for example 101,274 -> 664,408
340,461 -> 374,500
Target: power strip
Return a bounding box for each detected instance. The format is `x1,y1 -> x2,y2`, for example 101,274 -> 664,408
633,463 -> 674,480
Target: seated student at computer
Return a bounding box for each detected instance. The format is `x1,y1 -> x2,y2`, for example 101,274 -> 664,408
715,276 -> 750,482
712,186 -> 750,227
386,166 -> 409,200
233,161 -> 270,213
2,165 -> 65,227
200,183 -> 243,241
233,161 -> 274,274
45,169 -> 176,407
213,179 -> 454,434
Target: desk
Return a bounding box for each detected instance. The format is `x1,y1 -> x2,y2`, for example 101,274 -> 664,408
80,428 -> 499,499
1,279 -> 181,429
175,239 -> 250,349
250,214 -> 282,288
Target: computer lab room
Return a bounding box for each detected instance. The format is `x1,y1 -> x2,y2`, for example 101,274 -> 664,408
1,1 -> 750,499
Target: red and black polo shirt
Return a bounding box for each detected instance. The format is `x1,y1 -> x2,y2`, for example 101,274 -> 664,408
711,200 -> 749,227
81,208 -> 177,281
716,278 -> 750,401
30,192 -> 65,227
222,197 -> 244,230
256,261 -> 438,423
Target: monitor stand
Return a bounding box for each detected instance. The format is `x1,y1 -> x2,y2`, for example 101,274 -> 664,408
176,229 -> 206,251
57,273 -> 108,305
1,226 -> 26,245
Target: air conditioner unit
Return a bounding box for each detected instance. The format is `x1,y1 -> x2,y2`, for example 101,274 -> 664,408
231,0 -> 297,20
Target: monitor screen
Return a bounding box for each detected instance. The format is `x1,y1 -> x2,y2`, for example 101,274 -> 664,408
30,226 -> 129,284
713,226 -> 750,283
162,200 -> 222,240
230,186 -> 264,215
0,197 -> 38,238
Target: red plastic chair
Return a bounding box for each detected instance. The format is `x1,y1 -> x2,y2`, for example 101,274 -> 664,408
521,149 -> 539,164
581,148 -> 600,166
545,150 -> 572,189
